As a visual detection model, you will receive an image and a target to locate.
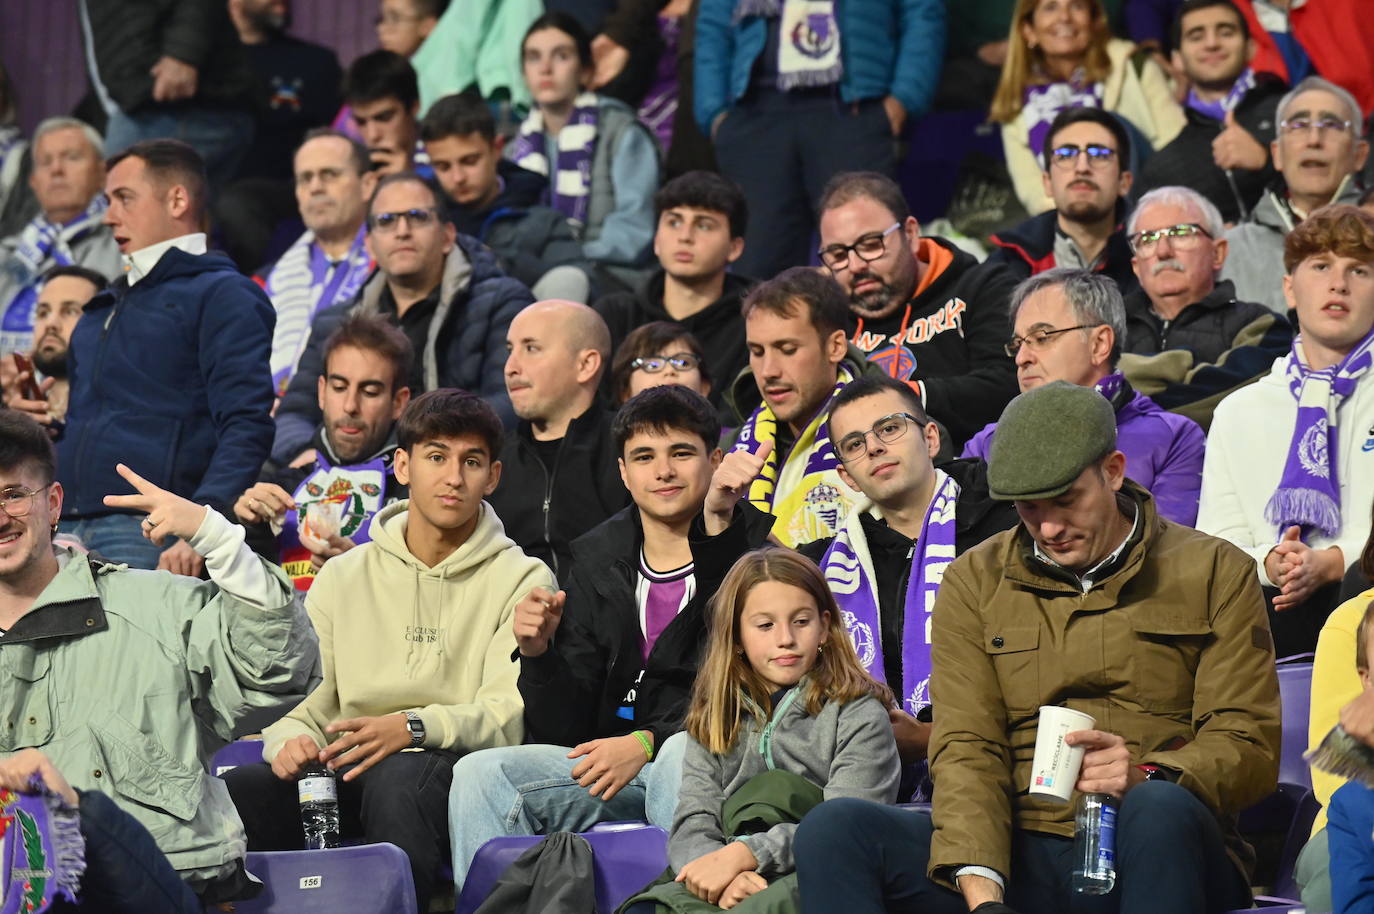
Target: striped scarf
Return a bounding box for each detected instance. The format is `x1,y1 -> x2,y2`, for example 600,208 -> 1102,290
1,196 -> 108,354
511,92 -> 600,226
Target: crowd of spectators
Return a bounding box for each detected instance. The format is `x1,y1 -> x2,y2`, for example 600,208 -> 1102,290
3,0 -> 1374,911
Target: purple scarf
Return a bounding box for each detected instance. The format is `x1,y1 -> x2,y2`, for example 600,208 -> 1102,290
821,470 -> 960,716
0,777 -> 84,914
1094,371 -> 1127,406
510,92 -> 600,226
1024,73 -> 1104,169
1187,67 -> 1256,121
1267,329 -> 1374,537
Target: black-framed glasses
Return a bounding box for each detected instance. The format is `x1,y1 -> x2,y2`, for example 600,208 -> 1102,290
818,223 -> 901,271
1048,143 -> 1117,170
368,207 -> 439,233
1003,324 -> 1102,358
1280,115 -> 1354,136
1129,222 -> 1212,255
631,353 -> 701,374
0,484 -> 49,519
836,412 -> 924,461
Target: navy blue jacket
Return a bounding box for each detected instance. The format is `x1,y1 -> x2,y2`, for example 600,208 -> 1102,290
271,234 -> 532,464
60,248 -> 276,517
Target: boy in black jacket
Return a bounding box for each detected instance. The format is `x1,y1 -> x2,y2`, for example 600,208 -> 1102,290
447,385 -> 728,889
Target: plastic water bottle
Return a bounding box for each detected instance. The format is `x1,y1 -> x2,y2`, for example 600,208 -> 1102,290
298,763 -> 339,850
1071,792 -> 1117,894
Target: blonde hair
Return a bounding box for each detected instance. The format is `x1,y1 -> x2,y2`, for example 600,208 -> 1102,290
990,0 -> 1113,125
684,548 -> 893,754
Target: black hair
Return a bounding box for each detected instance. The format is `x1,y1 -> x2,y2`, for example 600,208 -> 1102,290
654,171 -> 748,239
817,171 -> 912,224
612,384 -> 721,455
297,127 -> 371,177
106,138 -> 209,223
825,373 -> 930,442
412,0 -> 451,17
610,322 -> 712,404
740,267 -> 850,340
1171,0 -> 1249,51
521,11 -> 594,70
397,389 -> 504,459
42,264 -> 107,294
343,50 -> 420,109
367,170 -> 448,220
1041,106 -> 1132,172
0,410 -> 56,485
420,90 -> 496,144
321,314 -> 415,391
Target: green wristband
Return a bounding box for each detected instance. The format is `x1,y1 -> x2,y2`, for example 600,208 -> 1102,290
632,730 -> 654,761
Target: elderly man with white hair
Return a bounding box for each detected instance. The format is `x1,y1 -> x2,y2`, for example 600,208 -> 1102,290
0,117 -> 120,355
1117,185 -> 1293,428
1220,76 -> 1369,314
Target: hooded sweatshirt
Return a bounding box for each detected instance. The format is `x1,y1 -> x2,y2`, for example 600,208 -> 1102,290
262,499 -> 554,759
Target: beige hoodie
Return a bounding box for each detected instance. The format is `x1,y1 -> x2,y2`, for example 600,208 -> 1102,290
262,499 -> 553,759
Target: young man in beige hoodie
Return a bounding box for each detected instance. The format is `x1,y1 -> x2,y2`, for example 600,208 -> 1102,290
224,388 -> 553,912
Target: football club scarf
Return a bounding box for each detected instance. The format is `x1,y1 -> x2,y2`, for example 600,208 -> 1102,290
0,776 -> 84,914
733,0 -> 842,89
510,92 -> 600,226
1,197 -> 108,353
1024,74 -> 1105,169
1187,67 -> 1256,120
278,448 -> 390,591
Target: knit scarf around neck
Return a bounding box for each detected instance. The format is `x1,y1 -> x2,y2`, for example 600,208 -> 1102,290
510,92 -> 600,226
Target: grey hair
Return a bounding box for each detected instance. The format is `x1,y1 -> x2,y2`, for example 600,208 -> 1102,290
1277,76 -> 1365,135
1127,185 -> 1225,239
1008,267 -> 1126,368
32,117 -> 104,157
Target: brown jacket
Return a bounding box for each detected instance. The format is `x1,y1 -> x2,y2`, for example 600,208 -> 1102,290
927,482 -> 1280,889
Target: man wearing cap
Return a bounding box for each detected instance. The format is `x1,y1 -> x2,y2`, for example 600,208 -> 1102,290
792,380 -> 1281,914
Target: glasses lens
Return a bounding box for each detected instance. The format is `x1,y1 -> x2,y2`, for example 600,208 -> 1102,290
0,490 -> 31,517
1086,145 -> 1115,163
404,208 -> 434,226
635,357 -> 666,373
839,435 -> 867,459
875,415 -> 910,443
854,235 -> 886,259
1052,145 -> 1078,165
667,355 -> 698,371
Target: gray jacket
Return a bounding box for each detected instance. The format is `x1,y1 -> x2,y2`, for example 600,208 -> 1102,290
670,690 -> 899,877
1220,177 -> 1362,315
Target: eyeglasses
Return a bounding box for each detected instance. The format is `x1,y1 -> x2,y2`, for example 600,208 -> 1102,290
1003,324 -> 1102,358
1048,144 -> 1118,170
631,353 -> 701,374
0,484 -> 49,519
368,207 -> 439,233
818,223 -> 901,272
836,412 -> 924,461
1128,222 -> 1212,255
1280,115 -> 1354,136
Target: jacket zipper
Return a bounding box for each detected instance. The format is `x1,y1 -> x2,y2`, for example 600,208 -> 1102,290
540,435 -> 568,579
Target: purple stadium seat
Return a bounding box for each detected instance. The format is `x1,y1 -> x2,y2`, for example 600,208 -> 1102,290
232,843 -> 417,914
211,738 -> 266,776
1276,662 -> 1314,789
455,822 -> 668,914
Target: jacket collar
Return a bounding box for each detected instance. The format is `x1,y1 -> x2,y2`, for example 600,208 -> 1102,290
4,550 -> 110,645
1124,279 -> 1238,324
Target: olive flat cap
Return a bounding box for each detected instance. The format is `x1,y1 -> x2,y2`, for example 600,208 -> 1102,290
987,381 -> 1117,501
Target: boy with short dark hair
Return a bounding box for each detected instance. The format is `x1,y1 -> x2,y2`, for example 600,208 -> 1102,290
225,388 -> 553,913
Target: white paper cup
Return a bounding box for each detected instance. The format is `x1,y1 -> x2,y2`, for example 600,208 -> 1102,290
1029,705 -> 1095,803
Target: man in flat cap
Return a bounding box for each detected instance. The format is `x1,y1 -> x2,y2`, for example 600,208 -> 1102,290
792,381 -> 1282,914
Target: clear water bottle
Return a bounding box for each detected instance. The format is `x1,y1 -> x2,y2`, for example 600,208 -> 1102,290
298,763 -> 339,850
1071,792 -> 1117,894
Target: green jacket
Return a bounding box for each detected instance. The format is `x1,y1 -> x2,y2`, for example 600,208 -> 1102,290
0,549 -> 318,885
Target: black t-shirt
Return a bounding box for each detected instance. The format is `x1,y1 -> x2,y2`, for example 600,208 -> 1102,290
377,284 -> 442,394
239,33 -> 343,181
531,436 -> 562,477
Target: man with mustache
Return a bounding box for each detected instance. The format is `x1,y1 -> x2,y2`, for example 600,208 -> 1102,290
987,107 -> 1140,297
1118,185 -> 1292,428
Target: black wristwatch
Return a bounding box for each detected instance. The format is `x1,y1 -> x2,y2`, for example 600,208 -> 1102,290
403,711 -> 425,748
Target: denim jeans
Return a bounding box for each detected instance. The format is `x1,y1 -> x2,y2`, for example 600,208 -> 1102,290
64,513 -> 164,569
104,107 -> 255,190
448,732 -> 688,889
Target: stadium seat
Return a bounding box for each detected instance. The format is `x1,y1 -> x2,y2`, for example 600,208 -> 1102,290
211,738 -> 266,777
1276,661 -> 1314,789
233,843 -> 417,914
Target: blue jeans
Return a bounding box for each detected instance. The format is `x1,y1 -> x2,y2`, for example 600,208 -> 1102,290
64,514 -> 164,569
104,107 -> 255,190
448,732 -> 688,889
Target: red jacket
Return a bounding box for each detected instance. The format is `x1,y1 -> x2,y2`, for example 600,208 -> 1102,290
1236,0 -> 1374,117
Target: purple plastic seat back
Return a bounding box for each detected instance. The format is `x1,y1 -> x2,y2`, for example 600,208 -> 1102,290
1276,662 -> 1313,789
210,739 -> 266,777
455,823 -> 668,914
233,843 -> 417,914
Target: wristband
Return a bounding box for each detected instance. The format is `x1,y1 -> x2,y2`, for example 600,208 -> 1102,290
632,730 -> 654,761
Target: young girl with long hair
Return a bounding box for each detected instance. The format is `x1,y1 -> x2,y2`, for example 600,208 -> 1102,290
624,547 -> 899,912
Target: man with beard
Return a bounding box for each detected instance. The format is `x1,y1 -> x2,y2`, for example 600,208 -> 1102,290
235,315 -> 412,589
816,171 -> 1018,449
987,107 -> 1140,297
2,265 -> 105,426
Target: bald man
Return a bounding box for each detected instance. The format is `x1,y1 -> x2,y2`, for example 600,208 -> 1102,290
488,300 -> 630,578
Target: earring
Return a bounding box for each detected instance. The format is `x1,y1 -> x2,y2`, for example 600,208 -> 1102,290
818,644 -> 824,655
50,521 -> 58,536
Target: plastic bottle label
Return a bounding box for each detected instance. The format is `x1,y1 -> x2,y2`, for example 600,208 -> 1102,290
1096,800 -> 1117,868
298,776 -> 337,804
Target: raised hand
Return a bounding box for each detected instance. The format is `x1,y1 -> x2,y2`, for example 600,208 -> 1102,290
233,482 -> 296,525
704,440 -> 773,534
513,586 -> 565,658
1212,109 -> 1268,171
102,463 -> 207,546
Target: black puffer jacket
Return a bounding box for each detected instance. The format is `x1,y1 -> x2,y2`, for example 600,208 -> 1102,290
1123,279 -> 1292,364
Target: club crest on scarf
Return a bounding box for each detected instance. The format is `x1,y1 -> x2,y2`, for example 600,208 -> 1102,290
791,10 -> 837,59
0,780 -> 83,914
280,455 -> 388,590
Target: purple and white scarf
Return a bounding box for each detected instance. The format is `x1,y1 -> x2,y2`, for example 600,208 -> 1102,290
1095,371 -> 1127,406
1,196 -> 108,355
511,92 -> 600,226
264,226 -> 373,394
0,776 -> 84,914
822,469 -> 960,717
1024,74 -> 1105,170
1266,329 -> 1374,537
733,0 -> 842,90
1187,67 -> 1256,121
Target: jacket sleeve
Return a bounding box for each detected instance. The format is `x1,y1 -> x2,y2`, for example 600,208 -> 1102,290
262,577 -> 339,759
1137,545 -> 1280,817
1310,602 -> 1363,817
927,556 -> 1017,888
467,274 -> 532,428
738,696 -> 902,877
1145,418 -> 1205,527
917,263 -> 1019,446
1196,410 -> 1275,583
1328,783 -> 1374,914
581,123 -> 659,267
415,559 -> 554,751
668,735 -> 730,871
506,211 -> 592,287
692,0 -> 735,133
887,0 -> 945,120
271,306 -> 342,465
159,0 -> 217,68
190,278 -> 277,514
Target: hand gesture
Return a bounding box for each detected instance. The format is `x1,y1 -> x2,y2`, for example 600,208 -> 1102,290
308,533 -> 355,571
719,871 -> 768,909
367,147 -> 408,176
150,56 -> 198,102
675,842 -> 758,906
0,749 -> 78,807
513,586 -> 565,657
5,369 -> 57,429
1065,729 -> 1133,798
704,440 -> 772,534
321,714 -> 412,782
567,733 -> 650,801
233,482 -> 296,525
102,463 -> 207,546
1212,110 -> 1268,171
889,707 -> 932,765
271,734 -> 325,781
1269,525 -> 1342,611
